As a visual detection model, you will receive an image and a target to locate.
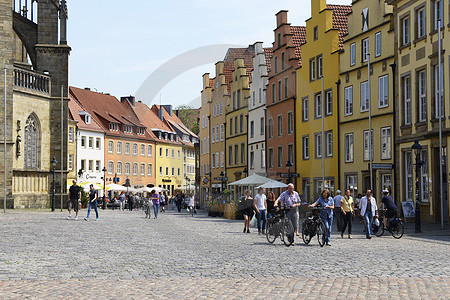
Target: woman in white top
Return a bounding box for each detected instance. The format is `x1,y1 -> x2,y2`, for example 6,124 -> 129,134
188,195 -> 195,217
254,187 -> 267,234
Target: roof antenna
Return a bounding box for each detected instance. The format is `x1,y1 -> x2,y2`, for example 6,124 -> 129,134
160,92 -> 162,106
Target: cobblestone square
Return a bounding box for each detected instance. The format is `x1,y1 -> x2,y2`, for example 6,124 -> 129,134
0,209 -> 449,299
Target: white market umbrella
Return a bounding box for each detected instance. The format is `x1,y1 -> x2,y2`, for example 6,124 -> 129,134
137,186 -> 168,193
106,183 -> 128,191
175,185 -> 196,191
228,174 -> 272,187
81,182 -> 107,191
256,180 -> 288,189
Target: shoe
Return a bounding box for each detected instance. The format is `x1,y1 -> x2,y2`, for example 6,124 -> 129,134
341,232 -> 344,238
84,218 -> 88,221
348,234 -> 352,239
74,217 -> 78,220
262,230 -> 265,235
366,236 -> 372,239
243,228 -> 246,233
95,218 -> 99,221
67,216 -> 71,220
247,229 -> 250,233
258,231 -> 261,235
326,243 -> 331,246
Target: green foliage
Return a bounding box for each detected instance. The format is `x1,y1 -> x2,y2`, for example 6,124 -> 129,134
175,105 -> 199,135
80,189 -> 88,207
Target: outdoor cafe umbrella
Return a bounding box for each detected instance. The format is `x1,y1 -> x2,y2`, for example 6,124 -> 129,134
227,173 -> 272,186
256,180 -> 288,189
106,183 -> 128,191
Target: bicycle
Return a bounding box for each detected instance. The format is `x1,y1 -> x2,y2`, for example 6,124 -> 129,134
372,210 -> 404,239
144,200 -> 152,218
266,207 -> 295,247
301,207 -> 326,247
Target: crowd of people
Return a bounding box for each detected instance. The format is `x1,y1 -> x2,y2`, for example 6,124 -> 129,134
66,180 -> 196,221
237,183 -> 398,246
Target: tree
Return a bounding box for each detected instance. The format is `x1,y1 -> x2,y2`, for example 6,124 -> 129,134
175,105 -> 199,135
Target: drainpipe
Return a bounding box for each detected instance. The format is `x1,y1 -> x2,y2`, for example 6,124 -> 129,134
336,79 -> 341,190
390,61 -> 397,206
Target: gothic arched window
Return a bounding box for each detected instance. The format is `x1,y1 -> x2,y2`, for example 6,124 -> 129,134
24,113 -> 41,169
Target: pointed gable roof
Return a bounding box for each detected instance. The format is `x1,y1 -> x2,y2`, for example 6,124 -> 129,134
223,47 -> 254,93
327,4 -> 352,50
290,26 -> 307,67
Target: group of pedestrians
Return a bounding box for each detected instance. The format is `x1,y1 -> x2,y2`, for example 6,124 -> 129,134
238,183 -> 398,246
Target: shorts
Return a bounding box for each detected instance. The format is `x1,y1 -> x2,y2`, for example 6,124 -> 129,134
68,198 -> 80,212
242,207 -> 254,219
385,209 -> 397,219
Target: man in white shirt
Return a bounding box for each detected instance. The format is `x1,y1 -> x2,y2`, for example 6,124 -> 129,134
333,190 -> 343,232
254,187 -> 267,235
360,189 -> 378,239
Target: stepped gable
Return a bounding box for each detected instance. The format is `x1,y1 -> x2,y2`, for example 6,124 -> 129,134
290,26 -> 307,67
223,47 -> 254,93
327,4 -> 352,50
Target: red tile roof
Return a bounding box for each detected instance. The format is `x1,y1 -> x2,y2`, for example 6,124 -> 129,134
263,48 -> 273,73
223,47 -> 254,94
290,26 -> 307,67
327,4 -> 352,50
68,97 -> 104,133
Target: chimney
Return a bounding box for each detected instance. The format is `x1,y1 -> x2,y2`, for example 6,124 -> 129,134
158,107 -> 164,121
84,87 -> 91,91
121,96 -> 135,106
247,44 -> 255,53
276,10 -> 289,27
162,105 -> 173,117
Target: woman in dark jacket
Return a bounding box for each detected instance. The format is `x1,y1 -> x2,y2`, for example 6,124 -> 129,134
239,190 -> 254,233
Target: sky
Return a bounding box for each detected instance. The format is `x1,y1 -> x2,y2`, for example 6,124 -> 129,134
68,0 -> 351,108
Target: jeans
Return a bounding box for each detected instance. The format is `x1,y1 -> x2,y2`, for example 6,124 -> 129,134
334,208 -> 343,231
321,217 -> 332,244
256,209 -> 267,232
153,204 -> 160,218
286,209 -> 298,232
364,210 -> 373,237
119,201 -> 124,211
86,200 -> 98,219
341,211 -> 352,234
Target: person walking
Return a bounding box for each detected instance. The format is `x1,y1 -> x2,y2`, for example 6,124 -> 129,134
128,192 -> 134,211
151,190 -> 160,219
254,187 -> 267,235
266,191 -> 276,219
239,190 -> 254,233
159,192 -> 165,212
84,184 -> 99,221
340,189 -> 354,239
67,180 -> 81,220
188,194 -> 195,217
333,190 -> 343,232
176,193 -> 183,212
274,183 -> 301,239
118,191 -> 125,211
360,189 -> 378,239
309,189 -> 334,246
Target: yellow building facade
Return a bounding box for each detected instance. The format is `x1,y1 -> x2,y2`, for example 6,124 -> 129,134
155,142 -> 184,195
67,119 -> 78,183
339,0 -> 395,200
199,73 -> 212,201
296,0 -> 351,200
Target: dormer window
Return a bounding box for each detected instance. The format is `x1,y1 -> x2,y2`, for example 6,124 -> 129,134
164,133 -> 168,141
123,125 -> 133,133
78,111 -> 91,125
137,127 -> 145,135
158,132 -> 162,139
170,133 -> 173,141
109,122 -> 119,131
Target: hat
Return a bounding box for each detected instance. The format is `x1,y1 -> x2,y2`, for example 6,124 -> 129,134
382,189 -> 389,194
336,190 -> 341,194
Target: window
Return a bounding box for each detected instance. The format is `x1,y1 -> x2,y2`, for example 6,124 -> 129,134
159,167 -> 162,176
314,93 -> 322,118
284,77 -> 289,99
381,127 -> 391,159
268,148 -> 274,168
165,167 -> 168,176
344,86 -> 353,115
133,163 -> 138,175
234,117 -> 238,134
314,133 -> 322,158
310,58 -> 316,81
346,175 -> 357,191
220,124 -> 224,141
229,146 -> 233,165
378,75 -> 389,108
432,0 -> 443,30
277,115 -> 282,137
261,149 -> 266,168
69,127 -> 74,142
326,131 -> 333,157
314,26 -> 318,40
172,167 -> 175,176
363,130 -> 374,161
260,117 -> 264,136
123,125 -> 133,134
139,163 -> 145,176
250,121 -> 254,138
68,154 -> 73,170
125,143 -> 130,155
159,147 -> 163,157
212,153 -> 216,169
278,80 -> 282,101
220,152 -> 224,167
172,149 -> 175,158
345,133 -> 354,162
211,127 -> 215,143
382,174 -> 391,194
232,91 -> 236,110
96,160 -> 100,172
234,145 -> 238,165
277,146 -> 283,167
417,7 -> 426,38
229,118 -> 233,135
95,138 -> 101,150
404,151 -> 413,201
241,143 -> 245,164
288,144 -> 294,165
281,52 -> 285,70
302,135 -> 309,160
403,76 -> 412,125
109,122 -> 118,131
133,143 -> 138,155
268,118 -> 273,138
350,43 -> 356,66
148,164 -> 152,176
88,137 -> 93,148
375,32 -> 381,57
250,151 -> 255,169
117,142 -> 122,154
237,90 -> 241,108
272,83 -> 276,103
420,150 -> 428,202
178,168 -> 180,176
317,55 -> 323,78
418,70 -> 427,122
215,152 -> 219,168
360,81 -> 369,112
302,179 -> 311,203
108,141 -> 113,153
362,38 -> 369,62
125,163 -> 130,175
325,90 -> 332,116
148,145 -> 152,156
434,63 -> 444,119
81,136 -> 86,148
274,56 -> 278,73
401,16 -> 410,46
166,148 -> 169,157
240,114 -> 243,133
287,112 -> 293,134
140,144 -> 145,156
259,88 -> 262,103
108,161 -> 114,174
302,97 -> 309,121
117,162 -> 122,175
220,102 -> 223,114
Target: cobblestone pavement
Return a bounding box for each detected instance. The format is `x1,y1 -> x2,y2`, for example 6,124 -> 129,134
0,209 -> 449,299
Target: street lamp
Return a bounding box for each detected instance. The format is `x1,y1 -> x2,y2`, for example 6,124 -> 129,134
102,166 -> 107,210
77,168 -> 84,179
411,139 -> 423,233
51,157 -> 57,212
220,171 -> 226,192
286,161 -> 293,184
243,167 -> 248,177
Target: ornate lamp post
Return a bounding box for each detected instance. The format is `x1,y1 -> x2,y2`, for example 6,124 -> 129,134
411,140 -> 423,233
51,157 -> 57,212
102,166 -> 107,210
286,161 -> 293,184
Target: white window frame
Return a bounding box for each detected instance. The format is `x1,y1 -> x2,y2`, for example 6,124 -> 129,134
344,86 -> 353,116
380,127 -> 391,160
314,93 -> 322,118
403,76 -> 412,125
325,90 -> 332,116
108,141 -> 113,153
287,112 -> 294,134
302,135 -> 309,160
360,81 -> 369,112
417,7 -> 426,39
314,133 -> 322,159
362,38 -> 369,62
378,75 -> 389,108
148,163 -> 152,176
302,97 -> 309,121
117,142 -> 122,154
375,31 -> 381,57
326,131 -> 333,157
402,16 -> 410,45
117,162 -> 122,175
405,151 -> 413,201
363,129 -> 374,161
345,133 -> 354,162
350,43 -> 356,66
418,70 -> 427,122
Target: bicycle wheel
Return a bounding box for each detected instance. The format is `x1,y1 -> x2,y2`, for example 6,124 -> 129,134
317,222 -> 326,247
391,220 -> 404,239
266,219 -> 277,244
302,221 -> 312,245
374,221 -> 384,237
282,220 -> 294,247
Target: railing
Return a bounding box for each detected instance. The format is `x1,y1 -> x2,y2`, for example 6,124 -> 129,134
13,0 -> 38,23
13,67 -> 50,94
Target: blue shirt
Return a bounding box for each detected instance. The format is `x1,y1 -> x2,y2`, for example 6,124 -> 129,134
333,195 -> 343,207
314,196 -> 334,219
277,190 -> 301,208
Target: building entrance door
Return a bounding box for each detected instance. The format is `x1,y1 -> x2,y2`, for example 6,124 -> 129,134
363,172 -> 376,196
433,147 -> 448,223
